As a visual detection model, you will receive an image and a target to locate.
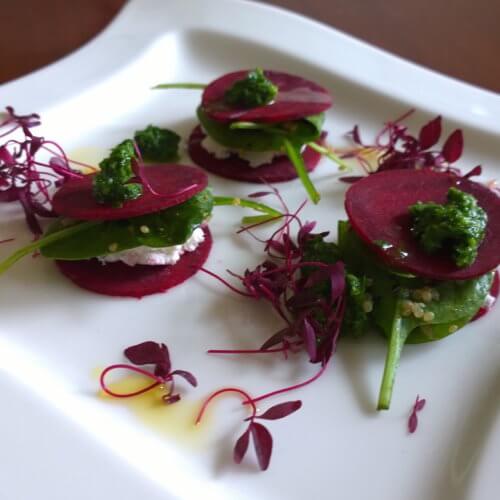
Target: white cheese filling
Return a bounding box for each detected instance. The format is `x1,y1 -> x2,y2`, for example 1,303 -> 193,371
99,227 -> 205,267
201,134 -> 283,168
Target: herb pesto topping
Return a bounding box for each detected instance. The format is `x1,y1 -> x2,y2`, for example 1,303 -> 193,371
224,68 -> 278,109
134,125 -> 180,163
92,139 -> 142,207
409,187 -> 487,268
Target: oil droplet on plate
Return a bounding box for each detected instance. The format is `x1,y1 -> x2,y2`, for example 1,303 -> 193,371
68,147 -> 107,174
97,374 -> 211,449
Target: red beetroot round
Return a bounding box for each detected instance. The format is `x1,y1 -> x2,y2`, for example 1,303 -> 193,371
202,70 -> 332,124
188,125 -> 326,183
345,169 -> 500,280
52,164 -> 208,220
55,227 -> 212,298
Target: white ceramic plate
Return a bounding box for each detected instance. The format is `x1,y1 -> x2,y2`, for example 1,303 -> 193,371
1,1 -> 499,499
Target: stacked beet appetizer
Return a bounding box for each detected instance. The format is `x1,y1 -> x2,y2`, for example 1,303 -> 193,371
0,115 -> 280,298
156,68 -> 345,203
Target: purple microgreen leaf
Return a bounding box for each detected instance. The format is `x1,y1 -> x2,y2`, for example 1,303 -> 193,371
339,175 -> 364,183
248,191 -> 273,198
171,369 -> 198,387
250,422 -> 273,471
302,317 -> 317,362
163,394 -> 181,405
256,400 -> 302,420
463,165 -> 482,179
260,329 -> 287,350
234,426 -> 251,464
124,341 -> 171,372
408,395 -> 426,433
441,129 -> 463,163
418,116 -> 442,149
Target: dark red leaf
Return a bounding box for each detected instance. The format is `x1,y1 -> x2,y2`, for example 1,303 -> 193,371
302,318 -> 317,362
256,400 -> 302,420
441,129 -> 463,163
163,394 -> 181,405
418,116 -> 441,149
463,165 -> 482,179
408,395 -> 426,433
234,427 -> 251,464
171,369 -> 198,387
248,191 -> 274,198
250,422 -> 273,471
124,341 -> 171,371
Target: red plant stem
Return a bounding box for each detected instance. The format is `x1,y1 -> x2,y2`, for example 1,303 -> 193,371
247,361 -> 329,405
198,267 -> 255,297
0,238 -> 15,244
100,364 -> 165,398
207,347 -> 286,355
195,387 -> 257,425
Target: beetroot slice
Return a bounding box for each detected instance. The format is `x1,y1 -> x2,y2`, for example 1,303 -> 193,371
55,226 -> 212,298
52,164 -> 208,220
201,70 -> 332,124
345,169 -> 500,280
188,125 -> 326,183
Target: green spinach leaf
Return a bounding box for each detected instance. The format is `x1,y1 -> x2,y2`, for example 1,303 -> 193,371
41,189 -> 213,260
197,106 -> 323,152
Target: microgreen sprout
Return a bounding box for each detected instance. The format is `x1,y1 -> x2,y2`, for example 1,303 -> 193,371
100,341 -> 197,404
339,110 -> 474,182
0,106 -> 85,234
195,387 -> 301,471
408,395 -> 426,434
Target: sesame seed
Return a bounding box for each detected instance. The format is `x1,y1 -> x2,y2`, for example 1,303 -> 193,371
423,311 -> 435,322
140,225 -> 150,234
108,243 -> 118,252
362,299 -> 373,313
401,300 -> 414,316
412,305 -> 424,318
421,288 -> 433,303
448,324 -> 458,333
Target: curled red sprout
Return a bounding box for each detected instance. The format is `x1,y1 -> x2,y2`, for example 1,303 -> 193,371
248,361 -> 329,405
99,363 -> 165,398
195,387 -> 257,425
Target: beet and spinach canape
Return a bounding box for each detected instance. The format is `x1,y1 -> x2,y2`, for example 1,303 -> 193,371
0,130 -> 282,298
154,68 -> 346,203
342,169 -> 499,408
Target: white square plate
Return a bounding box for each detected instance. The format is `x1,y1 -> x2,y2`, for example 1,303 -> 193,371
1,1 -> 499,499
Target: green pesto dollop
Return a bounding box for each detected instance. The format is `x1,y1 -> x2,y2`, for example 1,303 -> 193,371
409,187 -> 487,268
92,139 -> 142,207
134,125 -> 180,163
224,68 -> 278,109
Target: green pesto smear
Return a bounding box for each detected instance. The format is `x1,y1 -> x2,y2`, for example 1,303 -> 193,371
92,125 -> 180,207
224,68 -> 278,109
409,187 -> 487,268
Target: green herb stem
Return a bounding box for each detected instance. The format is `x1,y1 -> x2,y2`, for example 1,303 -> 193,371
306,141 -> 350,171
152,83 -> 207,90
0,221 -> 100,276
213,196 -> 282,222
377,313 -> 408,410
229,122 -> 286,135
283,138 -> 320,204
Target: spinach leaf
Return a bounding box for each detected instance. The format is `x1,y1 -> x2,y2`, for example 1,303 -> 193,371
134,125 -> 181,163
197,106 -> 323,152
337,220 -> 493,409
41,189 -> 213,260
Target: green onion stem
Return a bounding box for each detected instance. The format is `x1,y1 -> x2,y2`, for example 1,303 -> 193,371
283,138 -> 320,204
0,221 -> 100,276
152,83 -> 207,90
306,141 -> 350,171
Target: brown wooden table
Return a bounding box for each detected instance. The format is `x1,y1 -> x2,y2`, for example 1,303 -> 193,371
1,0 -> 499,93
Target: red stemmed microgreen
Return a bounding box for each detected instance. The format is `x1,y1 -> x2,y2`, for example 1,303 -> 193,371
195,387 -> 301,471
0,106 -> 88,235
100,341 -> 197,404
339,110 -> 476,183
408,395 -> 426,434
197,188 -> 346,470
